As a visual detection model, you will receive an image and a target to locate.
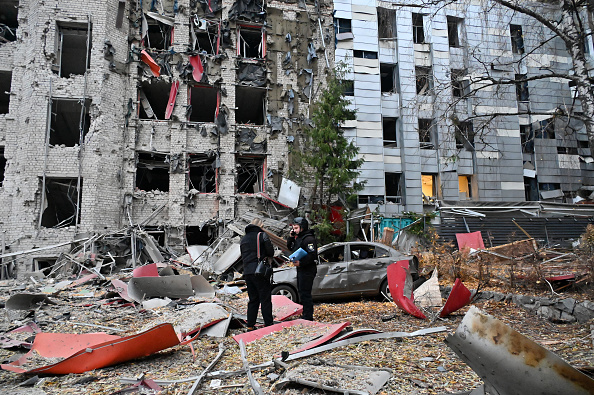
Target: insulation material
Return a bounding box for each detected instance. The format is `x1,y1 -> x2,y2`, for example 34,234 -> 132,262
237,63 -> 266,87
412,269 -> 441,307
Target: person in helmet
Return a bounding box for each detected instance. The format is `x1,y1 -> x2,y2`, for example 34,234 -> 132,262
287,217 -> 318,321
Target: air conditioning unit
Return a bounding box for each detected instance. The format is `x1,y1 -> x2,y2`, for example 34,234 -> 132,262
196,19 -> 208,31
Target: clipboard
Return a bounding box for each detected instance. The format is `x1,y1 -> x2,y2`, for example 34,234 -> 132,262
288,248 -> 307,262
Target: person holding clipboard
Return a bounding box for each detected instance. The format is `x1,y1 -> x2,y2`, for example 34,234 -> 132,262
286,217 -> 318,321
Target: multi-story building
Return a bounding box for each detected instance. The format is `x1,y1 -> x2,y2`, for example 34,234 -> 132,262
335,1 -> 594,215
0,0 -> 333,273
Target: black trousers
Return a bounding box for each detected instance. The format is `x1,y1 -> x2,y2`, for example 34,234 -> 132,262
297,270 -> 316,321
245,274 -> 273,327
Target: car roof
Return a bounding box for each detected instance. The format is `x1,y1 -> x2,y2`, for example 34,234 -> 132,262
319,241 -> 400,253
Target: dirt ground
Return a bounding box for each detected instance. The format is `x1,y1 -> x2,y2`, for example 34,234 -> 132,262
0,284 -> 591,395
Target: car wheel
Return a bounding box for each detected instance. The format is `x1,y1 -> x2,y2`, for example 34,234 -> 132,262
271,284 -> 298,302
380,279 -> 393,301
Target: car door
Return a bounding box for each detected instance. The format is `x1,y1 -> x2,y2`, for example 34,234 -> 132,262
313,245 -> 348,297
348,243 -> 393,294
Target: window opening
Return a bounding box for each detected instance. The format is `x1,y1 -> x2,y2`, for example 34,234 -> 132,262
335,18 -> 352,34
236,155 -> 264,193
377,7 -> 396,39
451,69 -> 468,97
0,0 -> 18,43
383,117 -> 398,147
418,118 -> 434,149
191,16 -> 219,54
33,258 -> 57,275
235,86 -> 265,125
189,85 -> 218,122
144,226 -> 166,247
524,176 -> 538,201
412,13 -> 425,44
353,50 -> 378,59
458,175 -> 473,199
557,146 -> 578,154
578,140 -> 589,149
0,146 -> 6,187
455,121 -> 474,150
136,152 -> 170,192
186,225 -> 216,246
40,178 -> 81,228
416,66 -> 433,95
341,80 -> 354,96
189,153 -> 217,193
510,24 -> 524,54
380,64 -> 397,93
515,74 -> 529,102
49,98 -> 91,147
535,119 -> 555,139
138,80 -> 171,120
358,195 -> 384,205
0,70 -> 11,114
447,16 -> 462,47
385,172 -> 402,203
53,23 -> 91,78
421,173 -> 437,202
237,26 -> 264,58
539,182 -> 560,191
145,18 -> 172,50
520,125 -> 534,153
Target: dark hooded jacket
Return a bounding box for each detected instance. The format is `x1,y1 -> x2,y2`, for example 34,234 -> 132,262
286,229 -> 318,273
240,224 -> 274,275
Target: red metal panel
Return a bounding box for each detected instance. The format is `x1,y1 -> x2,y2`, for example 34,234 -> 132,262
233,319 -> 350,355
132,263 -> 159,278
439,278 -> 472,317
140,50 -> 161,77
110,279 -> 134,302
189,55 -> 204,83
69,273 -> 98,287
1,324 -> 179,374
165,80 -> 180,120
271,295 -> 303,321
455,231 -> 485,251
387,261 -> 427,319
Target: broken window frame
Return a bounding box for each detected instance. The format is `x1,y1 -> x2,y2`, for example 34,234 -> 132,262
190,15 -> 220,55
40,177 -> 82,229
510,24 -> 524,54
52,22 -> 92,78
380,63 -> 398,93
188,84 -> 220,123
520,125 -> 535,153
0,70 -> 11,114
236,155 -> 265,194
382,117 -> 398,147
144,16 -> 173,51
0,1 -> 18,44
418,118 -> 435,149
515,74 -> 529,102
335,18 -> 352,34
412,13 -> 425,44
188,153 -> 218,194
454,121 -> 475,150
377,7 -> 396,39
535,118 -> 555,139
385,172 -> 403,204
446,16 -> 463,48
49,97 -> 91,147
416,66 -> 433,95
136,152 -> 170,192
237,24 -> 265,59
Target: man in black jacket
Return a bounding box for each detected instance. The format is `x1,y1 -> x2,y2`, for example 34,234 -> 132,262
240,218 -> 275,330
287,217 -> 318,321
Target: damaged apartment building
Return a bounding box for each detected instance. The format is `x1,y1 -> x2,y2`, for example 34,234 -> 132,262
336,1 -> 594,215
0,0 -> 333,274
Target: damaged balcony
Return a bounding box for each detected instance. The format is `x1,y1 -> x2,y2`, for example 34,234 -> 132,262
49,98 -> 91,147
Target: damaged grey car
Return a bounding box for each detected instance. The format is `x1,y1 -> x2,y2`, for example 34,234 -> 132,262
271,242 -> 418,302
